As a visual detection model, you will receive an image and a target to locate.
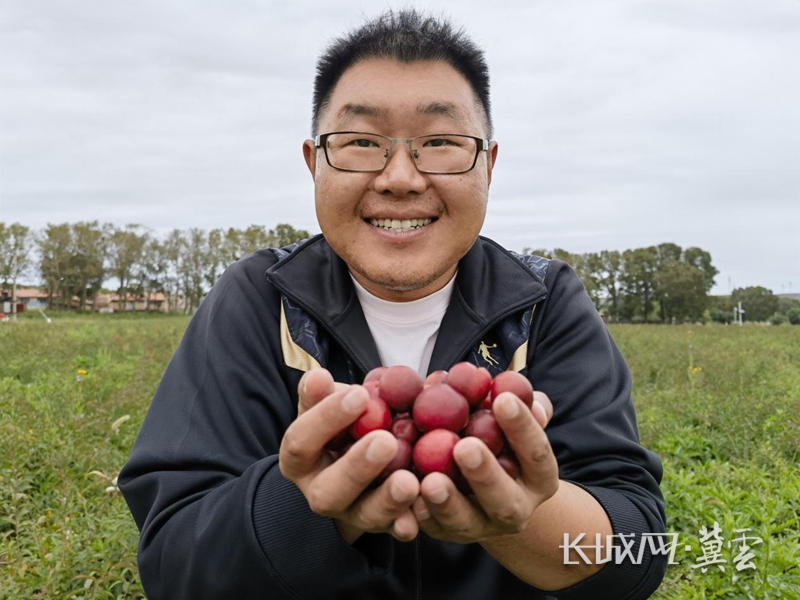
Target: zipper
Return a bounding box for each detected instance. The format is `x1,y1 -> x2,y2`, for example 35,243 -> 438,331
414,536 -> 421,600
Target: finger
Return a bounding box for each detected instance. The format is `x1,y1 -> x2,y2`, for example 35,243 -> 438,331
418,472 -> 486,540
453,437 -> 532,534
391,508 -> 420,542
280,386 -> 369,478
412,496 -> 448,537
298,368 -> 336,414
493,393 -> 559,498
532,391 -> 553,428
309,430 -> 403,514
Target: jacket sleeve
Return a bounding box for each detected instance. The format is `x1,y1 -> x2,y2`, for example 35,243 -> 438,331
527,261 -> 668,600
118,254 -> 392,600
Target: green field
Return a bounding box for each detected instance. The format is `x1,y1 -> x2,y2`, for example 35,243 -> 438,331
1,316 -> 798,599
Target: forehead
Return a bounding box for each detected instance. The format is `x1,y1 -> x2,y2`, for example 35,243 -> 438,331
321,58 -> 484,133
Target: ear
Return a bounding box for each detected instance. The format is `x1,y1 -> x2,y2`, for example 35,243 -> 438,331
303,139 -> 317,179
486,141 -> 498,186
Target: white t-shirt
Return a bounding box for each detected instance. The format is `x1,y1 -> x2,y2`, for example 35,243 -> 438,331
350,273 -> 456,377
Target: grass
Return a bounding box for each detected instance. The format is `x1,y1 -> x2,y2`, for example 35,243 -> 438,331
1,316 -> 798,599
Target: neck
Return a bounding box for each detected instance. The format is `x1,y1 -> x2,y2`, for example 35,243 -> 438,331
349,266 -> 458,302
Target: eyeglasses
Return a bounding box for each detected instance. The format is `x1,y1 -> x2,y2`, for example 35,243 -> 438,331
314,131 -> 490,174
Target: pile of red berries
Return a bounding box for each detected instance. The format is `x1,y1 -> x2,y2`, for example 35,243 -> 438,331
327,363 -> 534,489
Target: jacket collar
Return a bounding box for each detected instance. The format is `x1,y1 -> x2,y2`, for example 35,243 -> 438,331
265,234 -> 547,374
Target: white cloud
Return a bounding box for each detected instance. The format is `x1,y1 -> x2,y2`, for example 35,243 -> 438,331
1,0 -> 798,294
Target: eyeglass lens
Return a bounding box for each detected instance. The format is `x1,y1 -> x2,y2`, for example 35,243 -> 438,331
325,133 -> 478,173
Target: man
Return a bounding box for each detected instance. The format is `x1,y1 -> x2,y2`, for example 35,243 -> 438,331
119,10 -> 667,599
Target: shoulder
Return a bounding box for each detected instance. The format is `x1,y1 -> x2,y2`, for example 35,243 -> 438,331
219,237 -> 316,298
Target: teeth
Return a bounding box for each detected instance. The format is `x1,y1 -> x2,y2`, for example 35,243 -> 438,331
368,218 -> 433,232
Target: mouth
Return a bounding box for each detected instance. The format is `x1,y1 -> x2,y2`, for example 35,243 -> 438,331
366,217 -> 437,233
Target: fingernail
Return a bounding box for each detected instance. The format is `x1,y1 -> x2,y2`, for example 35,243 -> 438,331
390,480 -> 410,503
341,387 -> 368,414
301,373 -> 308,395
366,436 -> 396,463
459,445 -> 483,469
498,395 -> 520,419
428,487 -> 449,505
417,505 -> 431,520
533,399 -> 547,424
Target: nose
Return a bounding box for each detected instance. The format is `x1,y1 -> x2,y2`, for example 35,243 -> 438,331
372,143 -> 428,196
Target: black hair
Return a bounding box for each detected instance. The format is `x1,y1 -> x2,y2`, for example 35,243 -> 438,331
312,9 -> 492,138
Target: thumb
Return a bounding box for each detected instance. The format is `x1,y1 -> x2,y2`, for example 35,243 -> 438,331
297,368 -> 336,415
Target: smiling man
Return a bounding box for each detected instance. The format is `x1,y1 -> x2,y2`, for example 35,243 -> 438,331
120,10 -> 667,600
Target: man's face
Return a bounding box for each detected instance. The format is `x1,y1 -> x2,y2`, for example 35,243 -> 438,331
303,58 -> 498,302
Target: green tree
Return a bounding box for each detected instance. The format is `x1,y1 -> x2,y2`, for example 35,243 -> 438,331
777,296 -> 800,316
269,223 -> 312,248
177,228 -> 210,314
710,308 -> 734,324
731,286 -> 779,322
620,247 -> 659,322
240,225 -> 272,256
788,307 -> 800,325
599,250 -> 622,321
161,230 -> 184,312
654,261 -> 708,323
205,228 -> 225,289
108,225 -> 147,312
683,247 -> 718,293
0,223 -> 34,319
69,221 -> 107,310
38,223 -> 73,309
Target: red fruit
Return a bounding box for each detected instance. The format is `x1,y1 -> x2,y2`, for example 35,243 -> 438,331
362,380 -> 381,399
364,366 -> 388,384
376,439 -> 413,483
491,372 -> 534,408
379,366 -> 423,412
391,416 -> 419,445
349,398 -> 391,440
413,429 -> 460,478
497,453 -> 520,480
412,384 -> 470,433
424,370 -> 449,388
464,410 -> 506,456
448,363 -> 493,408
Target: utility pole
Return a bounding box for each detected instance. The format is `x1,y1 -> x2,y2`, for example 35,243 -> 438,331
738,301 -> 745,326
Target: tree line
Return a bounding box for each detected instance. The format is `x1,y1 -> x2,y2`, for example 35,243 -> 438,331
2,222 -> 797,323
523,244 -> 799,325
0,222 -> 310,315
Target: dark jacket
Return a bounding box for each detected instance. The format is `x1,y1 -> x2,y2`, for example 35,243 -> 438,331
119,234 -> 667,600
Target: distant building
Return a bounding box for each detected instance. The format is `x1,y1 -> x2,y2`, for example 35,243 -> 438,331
1,287 -> 185,313
0,288 -> 49,312
94,292 -> 184,313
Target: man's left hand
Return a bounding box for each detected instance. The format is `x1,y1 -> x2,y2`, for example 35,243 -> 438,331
411,390 -> 559,543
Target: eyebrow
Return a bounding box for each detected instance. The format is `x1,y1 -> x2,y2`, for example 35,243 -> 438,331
337,102 -> 468,126
415,102 -> 466,125
338,104 -> 389,121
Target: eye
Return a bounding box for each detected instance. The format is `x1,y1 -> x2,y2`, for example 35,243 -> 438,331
349,138 -> 379,148
424,138 -> 453,148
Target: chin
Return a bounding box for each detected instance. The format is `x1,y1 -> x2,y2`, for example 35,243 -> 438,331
355,264 -> 445,294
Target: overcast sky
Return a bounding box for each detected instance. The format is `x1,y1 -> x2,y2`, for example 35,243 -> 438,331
1,0 -> 798,295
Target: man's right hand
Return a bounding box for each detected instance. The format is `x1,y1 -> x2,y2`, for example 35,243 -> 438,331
279,368 -> 421,544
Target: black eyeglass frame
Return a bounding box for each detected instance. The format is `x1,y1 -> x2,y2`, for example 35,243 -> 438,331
313,131 -> 491,175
